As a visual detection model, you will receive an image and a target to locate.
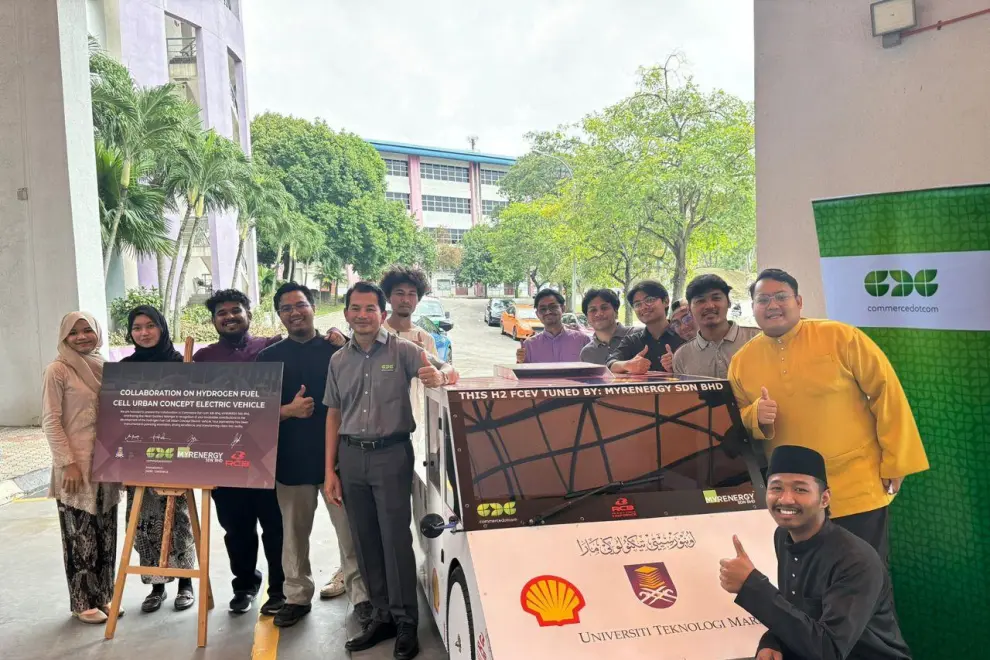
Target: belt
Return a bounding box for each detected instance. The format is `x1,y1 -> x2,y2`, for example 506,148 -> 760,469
341,433 -> 410,451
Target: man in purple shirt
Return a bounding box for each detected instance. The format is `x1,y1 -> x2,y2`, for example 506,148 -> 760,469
192,289 -> 346,617
519,289 -> 589,363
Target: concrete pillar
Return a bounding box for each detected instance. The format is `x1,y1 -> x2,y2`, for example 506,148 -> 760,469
407,155 -> 424,226
0,0 -> 107,425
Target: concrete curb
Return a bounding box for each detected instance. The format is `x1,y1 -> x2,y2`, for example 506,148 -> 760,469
0,466 -> 51,506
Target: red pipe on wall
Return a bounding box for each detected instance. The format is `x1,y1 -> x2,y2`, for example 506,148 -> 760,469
901,7 -> 990,37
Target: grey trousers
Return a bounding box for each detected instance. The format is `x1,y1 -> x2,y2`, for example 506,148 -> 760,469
339,440 -> 418,625
275,482 -> 369,606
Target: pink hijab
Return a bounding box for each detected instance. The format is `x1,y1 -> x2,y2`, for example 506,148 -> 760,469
55,311 -> 105,393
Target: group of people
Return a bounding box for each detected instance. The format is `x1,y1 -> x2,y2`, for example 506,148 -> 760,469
42,265 -> 456,660
515,267 -> 930,658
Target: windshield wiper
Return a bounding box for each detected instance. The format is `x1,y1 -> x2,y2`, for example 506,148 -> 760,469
526,468 -> 668,526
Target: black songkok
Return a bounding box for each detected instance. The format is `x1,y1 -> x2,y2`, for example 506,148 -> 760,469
768,445 -> 828,485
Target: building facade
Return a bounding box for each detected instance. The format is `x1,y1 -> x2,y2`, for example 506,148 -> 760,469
368,140 -> 516,297
87,0 -> 258,311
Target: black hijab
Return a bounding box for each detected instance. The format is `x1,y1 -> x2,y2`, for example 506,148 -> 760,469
122,305 -> 183,362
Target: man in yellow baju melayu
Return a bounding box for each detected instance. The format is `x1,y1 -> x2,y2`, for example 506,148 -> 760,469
728,269 -> 929,564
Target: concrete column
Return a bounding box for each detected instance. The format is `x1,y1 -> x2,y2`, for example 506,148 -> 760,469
407,155 -> 424,226
0,0 -> 107,425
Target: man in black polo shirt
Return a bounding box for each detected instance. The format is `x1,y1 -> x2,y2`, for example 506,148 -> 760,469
607,279 -> 686,374
256,283 -> 370,628
324,281 -> 457,660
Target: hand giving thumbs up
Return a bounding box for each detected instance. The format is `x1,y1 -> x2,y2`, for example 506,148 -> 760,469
719,535 -> 755,594
757,387 -> 777,425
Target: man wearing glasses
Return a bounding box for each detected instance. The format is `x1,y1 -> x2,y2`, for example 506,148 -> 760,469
607,280 -> 686,373
256,283 -> 370,628
727,269 -> 929,564
518,289 -> 589,363
669,299 -> 698,342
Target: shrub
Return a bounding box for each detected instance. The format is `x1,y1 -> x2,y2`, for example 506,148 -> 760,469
108,287 -> 163,331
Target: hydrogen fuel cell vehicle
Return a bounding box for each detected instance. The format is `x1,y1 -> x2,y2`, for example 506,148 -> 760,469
412,363 -> 779,660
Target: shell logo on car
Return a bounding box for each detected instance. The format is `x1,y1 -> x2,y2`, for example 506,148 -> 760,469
520,575 -> 586,627
476,501 -> 517,517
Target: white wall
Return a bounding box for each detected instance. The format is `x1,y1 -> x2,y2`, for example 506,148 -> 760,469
755,0 -> 990,316
0,0 -> 107,424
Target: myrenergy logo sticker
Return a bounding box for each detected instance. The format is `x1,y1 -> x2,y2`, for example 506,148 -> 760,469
703,490 -> 755,505
864,270 -> 938,297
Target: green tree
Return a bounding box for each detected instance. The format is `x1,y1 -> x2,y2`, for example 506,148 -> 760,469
90,49 -> 198,280
231,168 -> 294,288
488,199 -> 568,292
457,225 -> 506,287
163,130 -> 250,333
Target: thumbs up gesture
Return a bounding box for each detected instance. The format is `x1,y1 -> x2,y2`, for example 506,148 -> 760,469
660,344 -> 675,372
417,350 -> 445,388
516,338 -> 527,364
757,387 -> 778,425
290,384 -> 314,419
719,534 -> 755,594
626,345 -> 651,375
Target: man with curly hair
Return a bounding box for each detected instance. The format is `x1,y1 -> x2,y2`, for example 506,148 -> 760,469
379,265 -> 438,357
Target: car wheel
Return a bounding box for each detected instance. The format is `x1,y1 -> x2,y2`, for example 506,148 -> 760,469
446,567 -> 475,660
500,323 -> 506,336
447,347 -> 453,364
512,327 -> 518,341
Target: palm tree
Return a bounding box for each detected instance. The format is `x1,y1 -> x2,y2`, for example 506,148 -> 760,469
163,129 -> 250,332
95,142 -> 175,288
231,172 -> 293,288
91,68 -> 199,280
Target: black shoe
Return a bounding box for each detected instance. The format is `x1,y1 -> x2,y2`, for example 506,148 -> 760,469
260,595 -> 285,616
141,589 -> 168,613
394,622 -> 419,660
174,586 -> 195,611
354,600 -> 374,626
273,603 -> 311,628
229,591 -> 255,614
345,619 -> 397,652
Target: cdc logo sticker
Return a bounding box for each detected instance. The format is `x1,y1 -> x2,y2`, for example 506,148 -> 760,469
476,501 -> 516,517
864,270 -> 937,297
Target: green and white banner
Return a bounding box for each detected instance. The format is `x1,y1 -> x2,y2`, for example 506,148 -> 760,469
813,184 -> 990,659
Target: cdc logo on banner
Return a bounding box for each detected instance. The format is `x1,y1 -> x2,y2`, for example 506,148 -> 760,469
864,270 -> 938,297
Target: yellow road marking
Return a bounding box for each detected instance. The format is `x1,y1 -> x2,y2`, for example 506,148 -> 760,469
251,579 -> 279,660
12,496 -> 51,503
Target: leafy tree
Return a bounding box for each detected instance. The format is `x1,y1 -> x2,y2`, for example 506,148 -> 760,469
488,199 -> 568,292
90,49 -> 198,279
457,225 -> 506,286
232,168 -> 294,288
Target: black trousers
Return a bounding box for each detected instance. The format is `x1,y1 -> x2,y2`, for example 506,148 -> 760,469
212,486 -> 285,597
833,506 -> 890,566
339,440 -> 418,625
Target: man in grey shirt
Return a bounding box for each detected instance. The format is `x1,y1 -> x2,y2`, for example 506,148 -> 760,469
668,274 -> 760,379
323,281 -> 455,660
578,288 -> 631,364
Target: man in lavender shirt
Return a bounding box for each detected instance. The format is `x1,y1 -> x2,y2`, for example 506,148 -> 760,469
192,289 -> 346,616
518,289 -> 589,363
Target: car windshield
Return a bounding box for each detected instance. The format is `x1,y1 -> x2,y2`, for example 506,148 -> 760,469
492,300 -> 507,309
416,300 -> 445,317
416,316 -> 439,333
516,308 -> 538,320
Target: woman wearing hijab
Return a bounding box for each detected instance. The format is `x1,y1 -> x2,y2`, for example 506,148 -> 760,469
121,305 -> 198,613
42,312 -> 122,624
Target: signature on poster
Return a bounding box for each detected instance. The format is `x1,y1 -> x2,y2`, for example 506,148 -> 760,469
124,434 -> 141,443
576,531 -> 696,556
150,433 -> 170,443
230,433 -> 242,448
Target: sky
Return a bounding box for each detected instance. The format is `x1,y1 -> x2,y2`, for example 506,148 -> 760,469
242,0 -> 754,158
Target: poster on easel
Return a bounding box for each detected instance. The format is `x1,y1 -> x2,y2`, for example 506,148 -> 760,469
93,362 -> 283,488
813,184 -> 990,658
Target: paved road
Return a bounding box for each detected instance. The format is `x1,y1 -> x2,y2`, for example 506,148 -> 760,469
440,297 -> 522,377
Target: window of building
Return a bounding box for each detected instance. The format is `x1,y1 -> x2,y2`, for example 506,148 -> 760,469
480,168 -> 506,186
222,0 -> 239,17
482,199 -> 508,217
165,16 -> 200,109
422,195 -> 470,214
421,162 -> 469,183
227,50 -> 241,146
385,191 -> 410,209
384,159 -> 409,177
429,228 -> 468,245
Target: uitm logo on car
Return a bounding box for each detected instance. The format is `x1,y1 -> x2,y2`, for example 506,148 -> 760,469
864,270 -> 938,297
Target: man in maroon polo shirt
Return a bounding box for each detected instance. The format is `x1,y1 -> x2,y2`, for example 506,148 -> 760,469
193,288 -> 346,616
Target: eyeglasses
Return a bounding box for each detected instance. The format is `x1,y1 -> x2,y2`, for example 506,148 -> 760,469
631,296 -> 660,311
278,302 -> 312,315
754,292 -> 795,306
670,314 -> 693,329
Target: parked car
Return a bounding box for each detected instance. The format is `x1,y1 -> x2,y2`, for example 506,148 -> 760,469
415,315 -> 453,364
413,296 -> 453,331
561,312 -> 594,338
500,304 -> 543,340
484,298 -> 512,326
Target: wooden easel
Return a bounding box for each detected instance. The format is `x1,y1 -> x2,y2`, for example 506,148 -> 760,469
104,337 -> 216,647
